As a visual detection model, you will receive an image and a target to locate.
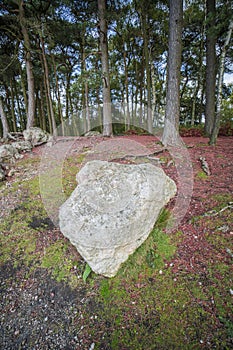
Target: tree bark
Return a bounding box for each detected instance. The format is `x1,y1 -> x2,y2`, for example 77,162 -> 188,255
204,0 -> 216,136
40,34 -> 57,135
19,0 -> 35,129
0,97 -> 10,138
141,12 -> 153,134
123,47 -> 130,130
10,78 -> 17,132
98,0 -> 112,136
209,20 -> 233,145
162,0 -> 183,146
52,54 -> 64,135
191,26 -> 205,126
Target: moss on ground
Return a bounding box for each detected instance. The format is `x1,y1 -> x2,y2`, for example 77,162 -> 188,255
196,170 -> 209,180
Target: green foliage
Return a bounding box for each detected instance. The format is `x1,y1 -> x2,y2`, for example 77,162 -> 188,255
82,263 -> 92,283
196,170 -> 208,180
62,153 -> 85,196
41,240 -> 74,282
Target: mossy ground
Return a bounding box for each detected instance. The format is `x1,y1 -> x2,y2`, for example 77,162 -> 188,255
0,148 -> 232,349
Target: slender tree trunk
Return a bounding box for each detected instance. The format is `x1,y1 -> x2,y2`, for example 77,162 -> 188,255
191,27 -> 205,126
39,82 -> 46,131
40,34 -> 57,135
10,78 -> 17,132
52,54 -> 64,135
134,61 -> 139,126
210,20 -> 233,145
204,0 -> 216,136
139,58 -> 144,126
13,77 -> 24,130
0,97 -> 10,138
98,0 -> 112,136
141,12 -> 153,133
43,74 -> 52,133
19,0 -> 35,129
85,79 -> 90,132
18,62 -> 28,118
123,46 -> 130,129
162,0 -> 183,146
151,64 -> 156,127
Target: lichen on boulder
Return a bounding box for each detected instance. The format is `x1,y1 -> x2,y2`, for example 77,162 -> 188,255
59,160 -> 176,277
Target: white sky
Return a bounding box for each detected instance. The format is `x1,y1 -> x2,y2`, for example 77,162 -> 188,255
224,73 -> 233,85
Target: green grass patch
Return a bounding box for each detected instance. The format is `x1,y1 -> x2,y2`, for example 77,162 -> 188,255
41,240 -> 75,282
196,170 -> 209,180
62,153 -> 85,196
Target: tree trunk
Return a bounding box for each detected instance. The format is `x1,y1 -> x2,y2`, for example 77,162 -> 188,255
52,54 -> 64,135
43,74 -> 52,134
209,20 -> 233,145
10,78 -> 17,132
98,0 -> 112,136
162,0 -> 183,146
19,0 -> 35,129
151,64 -> 156,127
40,34 -> 57,135
204,0 -> 216,136
0,97 -> 10,138
191,26 -> 204,126
123,47 -> 130,130
18,62 -> 28,119
141,12 -> 153,134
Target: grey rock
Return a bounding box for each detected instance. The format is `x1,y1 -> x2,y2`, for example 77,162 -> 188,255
0,144 -> 18,163
84,131 -> 101,137
11,140 -> 32,152
23,127 -> 49,146
0,164 -> 5,181
59,160 -> 176,277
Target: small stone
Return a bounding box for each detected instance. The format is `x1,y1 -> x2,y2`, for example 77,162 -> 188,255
8,169 -> 15,177
89,343 -> 95,350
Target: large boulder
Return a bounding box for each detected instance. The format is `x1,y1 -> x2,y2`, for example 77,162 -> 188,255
59,160 -> 176,277
23,127 -> 49,146
0,144 -> 18,163
11,140 -> 32,152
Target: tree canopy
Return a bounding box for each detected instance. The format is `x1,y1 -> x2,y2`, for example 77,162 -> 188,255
0,0 -> 232,142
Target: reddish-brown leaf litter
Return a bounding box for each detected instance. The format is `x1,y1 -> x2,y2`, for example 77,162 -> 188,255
121,135 -> 233,274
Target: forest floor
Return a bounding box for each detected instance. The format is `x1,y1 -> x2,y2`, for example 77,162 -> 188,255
0,135 -> 232,350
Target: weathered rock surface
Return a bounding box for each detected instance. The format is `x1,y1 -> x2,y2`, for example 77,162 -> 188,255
0,164 -> 5,181
23,127 -> 49,146
59,160 -> 176,277
84,131 -> 101,137
11,140 -> 32,152
0,144 -> 18,163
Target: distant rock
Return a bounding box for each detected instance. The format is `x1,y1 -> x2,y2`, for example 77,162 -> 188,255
23,127 -> 49,146
59,160 -> 176,277
84,131 -> 101,137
